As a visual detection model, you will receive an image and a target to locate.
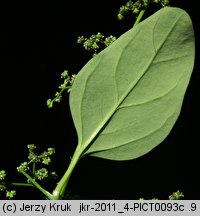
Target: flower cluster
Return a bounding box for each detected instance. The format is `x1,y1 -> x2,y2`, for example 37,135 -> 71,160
139,190 -> 184,200
118,0 -> 142,20
47,70 -> 76,108
169,190 -> 184,200
77,32 -> 104,53
118,0 -> 169,20
0,170 -> 16,199
34,168 -> 48,180
17,162 -> 29,172
77,33 -> 116,56
17,144 -> 56,181
152,0 -> 169,7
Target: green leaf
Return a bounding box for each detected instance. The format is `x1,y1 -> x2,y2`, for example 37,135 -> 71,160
70,7 -> 195,160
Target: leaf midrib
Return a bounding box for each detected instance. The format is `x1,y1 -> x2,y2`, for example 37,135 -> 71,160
89,111 -> 177,155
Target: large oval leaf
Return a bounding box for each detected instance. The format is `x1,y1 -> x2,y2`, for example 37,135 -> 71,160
70,7 -> 195,160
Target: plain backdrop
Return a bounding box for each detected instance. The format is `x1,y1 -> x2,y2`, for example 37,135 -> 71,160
0,0 -> 199,199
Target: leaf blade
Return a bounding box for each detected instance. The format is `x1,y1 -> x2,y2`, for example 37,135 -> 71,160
70,7 -> 195,160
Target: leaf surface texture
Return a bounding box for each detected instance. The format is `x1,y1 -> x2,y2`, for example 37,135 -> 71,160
70,7 -> 195,160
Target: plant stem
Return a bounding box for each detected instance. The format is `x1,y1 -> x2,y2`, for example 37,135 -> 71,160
52,145 -> 83,200
32,162 -> 36,175
133,9 -> 146,27
11,182 -> 33,187
20,170 -> 53,199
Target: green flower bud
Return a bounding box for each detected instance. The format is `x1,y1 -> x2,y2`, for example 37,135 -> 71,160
42,157 -> 51,165
61,70 -> 69,79
6,190 -> 16,199
104,36 -> 117,47
0,185 -> 6,192
133,7 -> 140,14
77,36 -> 85,44
47,99 -> 53,108
0,170 -> 6,180
47,148 -> 55,155
17,162 -> 29,172
117,13 -> 124,20
28,152 -> 39,163
169,190 -> 184,200
27,144 -> 36,151
35,168 -> 48,180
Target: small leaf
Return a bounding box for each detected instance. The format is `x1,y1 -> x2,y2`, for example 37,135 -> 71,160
70,8 -> 195,160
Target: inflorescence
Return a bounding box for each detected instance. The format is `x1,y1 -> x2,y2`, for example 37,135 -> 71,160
47,70 -> 76,108
117,0 -> 169,20
77,33 -> 116,56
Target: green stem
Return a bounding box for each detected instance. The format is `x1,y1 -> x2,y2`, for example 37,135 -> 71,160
10,182 -> 34,187
32,162 -> 36,175
133,9 -> 146,27
52,145 -> 83,200
20,170 -> 53,199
